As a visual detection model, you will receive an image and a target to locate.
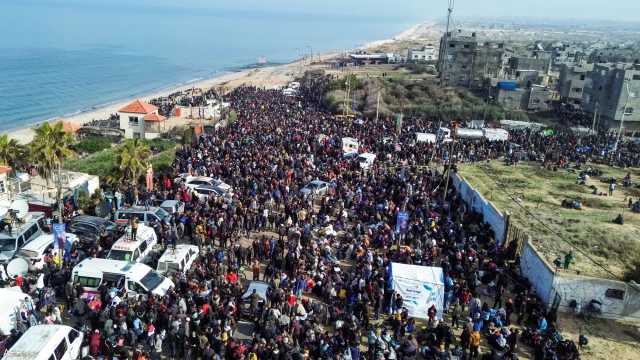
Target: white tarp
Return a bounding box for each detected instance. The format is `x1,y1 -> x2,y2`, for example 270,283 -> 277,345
390,263 -> 444,320
415,133 -> 436,143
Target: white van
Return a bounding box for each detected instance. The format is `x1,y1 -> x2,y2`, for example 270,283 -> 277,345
357,153 -> 376,170
107,224 -> 157,264
157,244 -> 199,275
72,258 -> 174,297
0,287 -> 34,336
17,233 -> 79,271
3,324 -> 83,360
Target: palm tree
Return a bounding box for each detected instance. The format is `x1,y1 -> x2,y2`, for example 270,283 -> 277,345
30,122 -> 76,220
114,139 -> 151,204
0,134 -> 26,169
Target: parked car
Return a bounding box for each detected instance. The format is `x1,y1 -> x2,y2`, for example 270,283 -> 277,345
67,215 -> 123,250
156,244 -> 199,275
0,212 -> 46,265
239,281 -> 271,318
114,206 -> 171,225
300,180 -> 330,198
17,233 -> 79,271
3,325 -> 83,360
72,258 -> 174,298
160,200 -> 184,215
176,175 -> 234,196
191,185 -> 233,203
106,224 -> 159,264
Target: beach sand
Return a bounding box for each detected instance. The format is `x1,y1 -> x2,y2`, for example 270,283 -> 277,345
8,22 -> 438,144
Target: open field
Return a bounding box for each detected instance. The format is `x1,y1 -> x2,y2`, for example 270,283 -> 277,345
458,161 -> 640,280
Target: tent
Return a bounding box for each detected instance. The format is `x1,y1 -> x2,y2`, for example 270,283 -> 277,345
389,262 -> 445,320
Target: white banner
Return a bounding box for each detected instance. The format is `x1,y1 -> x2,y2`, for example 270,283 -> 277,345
391,263 -> 444,320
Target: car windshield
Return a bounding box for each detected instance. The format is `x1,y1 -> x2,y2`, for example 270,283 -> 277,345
0,237 -> 16,251
18,249 -> 39,258
140,270 -> 164,290
107,250 -> 133,262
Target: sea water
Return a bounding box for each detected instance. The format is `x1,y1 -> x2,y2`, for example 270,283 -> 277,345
0,1 -> 417,132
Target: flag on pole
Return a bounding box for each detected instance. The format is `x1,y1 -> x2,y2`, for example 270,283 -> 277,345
395,113 -> 404,134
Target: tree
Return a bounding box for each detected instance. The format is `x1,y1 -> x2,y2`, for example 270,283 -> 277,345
30,122 -> 76,220
0,134 -> 26,169
114,139 -> 151,204
227,110 -> 238,125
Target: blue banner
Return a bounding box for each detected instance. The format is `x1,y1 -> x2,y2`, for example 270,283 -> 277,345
53,223 -> 66,250
395,211 -> 409,234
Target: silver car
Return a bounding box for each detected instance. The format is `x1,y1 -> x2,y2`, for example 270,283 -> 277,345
300,180 -> 330,198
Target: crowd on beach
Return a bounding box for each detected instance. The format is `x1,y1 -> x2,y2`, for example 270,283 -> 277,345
5,76 -> 631,360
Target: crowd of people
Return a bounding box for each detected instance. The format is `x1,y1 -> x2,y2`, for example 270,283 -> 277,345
0,77 -> 605,360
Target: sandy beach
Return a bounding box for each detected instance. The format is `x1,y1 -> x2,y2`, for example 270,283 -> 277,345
7,22 -> 435,144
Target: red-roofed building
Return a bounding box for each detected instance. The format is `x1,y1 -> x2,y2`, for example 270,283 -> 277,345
118,99 -> 163,139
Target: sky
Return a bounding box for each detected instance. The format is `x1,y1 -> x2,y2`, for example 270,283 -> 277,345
17,0 -> 640,22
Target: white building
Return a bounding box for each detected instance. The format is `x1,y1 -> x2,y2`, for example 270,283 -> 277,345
118,100 -> 166,139
408,45 -> 437,62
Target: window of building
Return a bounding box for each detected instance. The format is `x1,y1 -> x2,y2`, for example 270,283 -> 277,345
463,44 -> 470,49
633,75 -> 640,80
133,132 -> 141,139
449,44 -> 455,48
572,88 -> 582,93
625,107 -> 634,115
128,116 -> 139,125
605,288 -> 625,300
580,74 -> 586,80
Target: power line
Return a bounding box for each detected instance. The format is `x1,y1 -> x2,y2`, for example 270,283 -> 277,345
474,164 -> 620,280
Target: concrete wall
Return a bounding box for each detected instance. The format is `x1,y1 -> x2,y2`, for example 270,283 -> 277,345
453,172 -> 640,322
451,173 -> 506,244
520,240 -> 555,305
519,239 -> 640,322
551,273 -> 640,321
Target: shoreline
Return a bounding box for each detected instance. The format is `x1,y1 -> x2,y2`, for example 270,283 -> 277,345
7,22 -> 432,144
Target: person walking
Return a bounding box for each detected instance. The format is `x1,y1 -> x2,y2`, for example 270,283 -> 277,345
469,329 -> 481,359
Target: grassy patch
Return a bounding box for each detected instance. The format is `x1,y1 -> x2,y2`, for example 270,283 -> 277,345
74,136 -> 113,154
66,139 -> 178,177
459,161 -> 640,280
65,149 -> 116,178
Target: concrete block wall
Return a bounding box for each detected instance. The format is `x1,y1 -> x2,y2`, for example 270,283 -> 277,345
452,172 -> 640,322
451,173 -> 506,244
520,240 -> 555,305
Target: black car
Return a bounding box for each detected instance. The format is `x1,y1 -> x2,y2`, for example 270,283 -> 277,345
67,215 -> 123,249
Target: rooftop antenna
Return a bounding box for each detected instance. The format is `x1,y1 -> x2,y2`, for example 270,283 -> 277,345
440,0 -> 455,87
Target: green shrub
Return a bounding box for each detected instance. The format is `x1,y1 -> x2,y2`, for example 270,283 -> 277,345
75,137 -> 112,154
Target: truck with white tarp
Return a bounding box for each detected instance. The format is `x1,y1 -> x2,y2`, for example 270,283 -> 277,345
415,133 -> 436,144
389,262 -> 444,320
482,128 -> 509,142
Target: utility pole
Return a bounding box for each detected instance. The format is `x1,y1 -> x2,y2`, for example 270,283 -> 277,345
442,123 -> 457,203
591,101 -> 599,133
614,80 -> 632,152
440,0 -> 455,87
375,90 -> 381,124
344,73 -> 352,117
